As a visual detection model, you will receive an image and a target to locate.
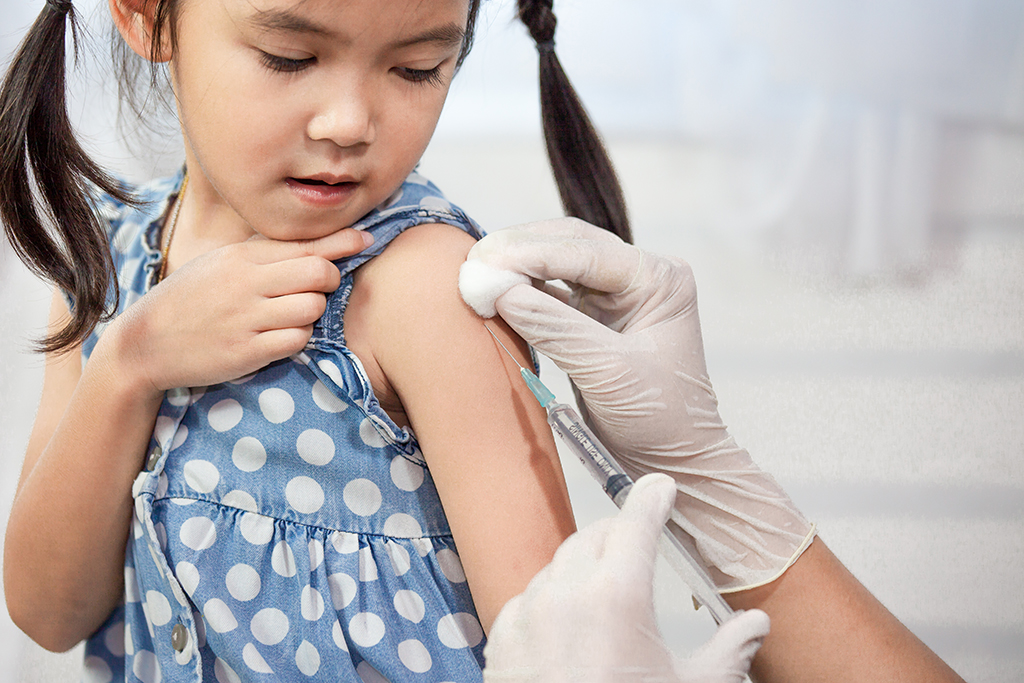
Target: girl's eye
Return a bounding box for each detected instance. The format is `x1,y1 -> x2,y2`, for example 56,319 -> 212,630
259,51 -> 315,73
394,66 -> 445,88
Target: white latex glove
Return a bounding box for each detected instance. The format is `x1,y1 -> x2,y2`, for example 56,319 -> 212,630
461,220 -> 814,591
483,473 -> 770,682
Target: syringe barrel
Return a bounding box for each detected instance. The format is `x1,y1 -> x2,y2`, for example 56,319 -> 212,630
546,401 -> 735,625
546,403 -> 632,505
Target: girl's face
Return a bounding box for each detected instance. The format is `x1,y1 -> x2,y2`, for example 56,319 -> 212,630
170,0 -> 470,241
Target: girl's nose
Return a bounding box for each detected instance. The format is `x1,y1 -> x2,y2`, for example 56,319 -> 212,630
307,87 -> 375,148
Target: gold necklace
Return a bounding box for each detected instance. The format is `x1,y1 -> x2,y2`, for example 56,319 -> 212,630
159,172 -> 189,282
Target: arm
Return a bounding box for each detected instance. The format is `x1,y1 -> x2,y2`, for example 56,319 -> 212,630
4,292 -> 163,652
465,220 -> 965,681
728,539 -> 964,683
345,223 -> 576,631
4,229 -> 369,651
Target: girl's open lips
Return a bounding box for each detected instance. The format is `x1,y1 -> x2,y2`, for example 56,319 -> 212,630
286,177 -> 359,207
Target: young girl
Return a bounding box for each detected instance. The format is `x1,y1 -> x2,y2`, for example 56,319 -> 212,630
1,0 -> 630,680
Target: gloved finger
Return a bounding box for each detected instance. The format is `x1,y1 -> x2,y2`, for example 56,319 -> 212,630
600,474 -> 677,579
688,609 -> 770,671
493,283 -> 621,370
543,517 -> 617,575
467,226 -> 642,294
471,218 -> 625,253
486,592 -> 524,648
534,278 -> 576,307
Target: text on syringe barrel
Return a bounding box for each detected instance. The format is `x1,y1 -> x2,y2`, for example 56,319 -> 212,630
546,403 -> 632,505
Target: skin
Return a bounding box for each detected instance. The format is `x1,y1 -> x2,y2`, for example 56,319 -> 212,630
4,0 -> 574,651
464,223 -> 967,681
728,539 -> 967,683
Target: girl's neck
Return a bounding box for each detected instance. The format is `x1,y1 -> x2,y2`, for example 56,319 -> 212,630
162,171 -> 257,279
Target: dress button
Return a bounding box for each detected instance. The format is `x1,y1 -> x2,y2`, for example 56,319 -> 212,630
145,445 -> 162,472
171,623 -> 189,653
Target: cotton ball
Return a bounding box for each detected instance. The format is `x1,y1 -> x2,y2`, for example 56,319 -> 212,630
459,259 -> 530,318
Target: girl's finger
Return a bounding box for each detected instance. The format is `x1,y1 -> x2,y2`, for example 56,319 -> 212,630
254,292 -> 329,332
247,325 -> 317,365
258,256 -> 342,297
246,228 -> 374,264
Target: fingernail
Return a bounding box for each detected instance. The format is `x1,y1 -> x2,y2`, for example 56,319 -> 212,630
360,230 -> 375,248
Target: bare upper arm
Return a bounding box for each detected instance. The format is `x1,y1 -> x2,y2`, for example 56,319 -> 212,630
346,223 -> 576,631
19,292 -> 84,494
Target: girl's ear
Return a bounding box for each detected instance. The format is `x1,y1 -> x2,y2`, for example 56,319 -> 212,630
109,0 -> 171,62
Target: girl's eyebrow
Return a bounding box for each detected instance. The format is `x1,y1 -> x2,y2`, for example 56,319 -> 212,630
248,9 -> 465,50
249,8 -> 332,37
390,24 -> 466,50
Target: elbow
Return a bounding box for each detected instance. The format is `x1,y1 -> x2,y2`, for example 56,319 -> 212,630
6,600 -> 85,653
4,574 -> 87,653
5,595 -> 84,653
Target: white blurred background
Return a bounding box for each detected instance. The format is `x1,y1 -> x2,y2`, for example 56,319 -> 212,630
2,0 -> 1022,680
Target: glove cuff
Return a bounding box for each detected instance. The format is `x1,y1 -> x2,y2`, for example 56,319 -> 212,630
621,437 -> 815,592
718,523 -> 817,594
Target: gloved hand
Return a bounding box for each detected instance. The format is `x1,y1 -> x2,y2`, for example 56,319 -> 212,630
461,219 -> 814,591
483,473 -> 771,682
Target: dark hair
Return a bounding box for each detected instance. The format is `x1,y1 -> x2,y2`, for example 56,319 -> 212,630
0,2 -> 134,354
517,0 -> 632,244
0,0 -> 483,354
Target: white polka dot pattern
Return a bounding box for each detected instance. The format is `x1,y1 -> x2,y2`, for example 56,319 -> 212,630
297,429 -> 335,466
242,643 -> 273,674
349,612 -> 386,648
251,607 -> 290,645
179,517 -> 216,551
225,564 -> 261,602
144,591 -> 171,627
183,459 -> 220,494
232,437 -> 266,472
311,380 -> 347,413
308,539 -> 324,571
214,657 -> 242,683
132,650 -> 160,683
285,476 -> 325,515
437,613 -> 485,649
300,586 -> 325,621
393,590 -> 425,623
175,562 -> 200,597
328,573 -> 357,610
204,599 -> 238,634
271,541 -> 298,578
295,639 -> 321,676
208,399 -> 243,432
258,388 -> 295,424
343,478 -> 382,517
82,172 -> 489,682
398,638 -> 433,673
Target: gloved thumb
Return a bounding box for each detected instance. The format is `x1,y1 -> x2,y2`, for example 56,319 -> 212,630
677,609 -> 770,683
602,473 -> 677,575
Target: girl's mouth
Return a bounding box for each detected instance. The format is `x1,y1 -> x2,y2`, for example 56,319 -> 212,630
293,178 -> 348,186
287,177 -> 359,206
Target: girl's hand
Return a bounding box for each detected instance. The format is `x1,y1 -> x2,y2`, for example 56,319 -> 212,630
108,227 -> 372,394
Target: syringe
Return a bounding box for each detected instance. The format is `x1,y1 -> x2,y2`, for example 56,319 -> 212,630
485,326 -> 734,625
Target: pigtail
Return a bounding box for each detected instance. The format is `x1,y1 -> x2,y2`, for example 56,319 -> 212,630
0,0 -> 134,353
517,0 -> 632,244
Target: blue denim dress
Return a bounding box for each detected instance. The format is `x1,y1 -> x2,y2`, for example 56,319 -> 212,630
80,170 -> 488,682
